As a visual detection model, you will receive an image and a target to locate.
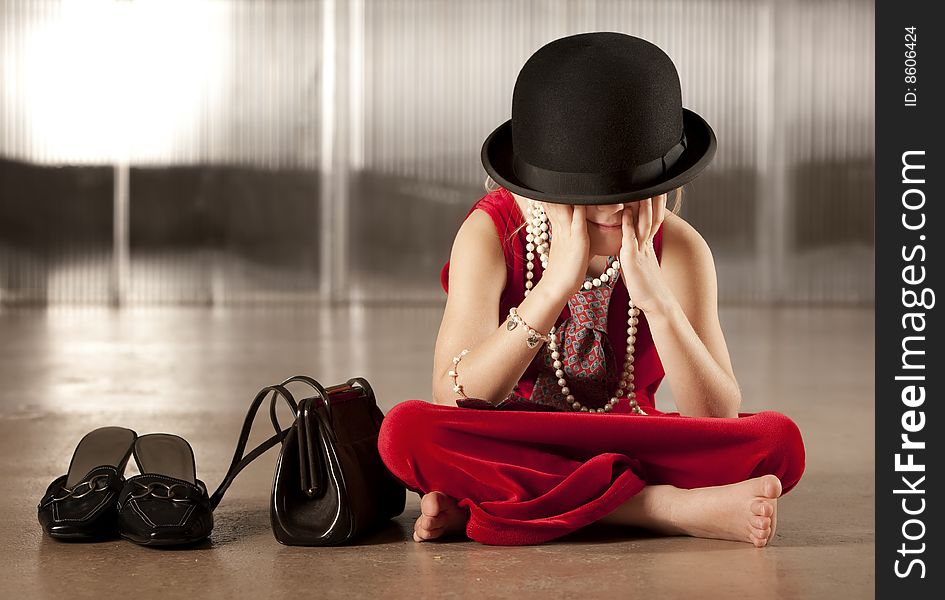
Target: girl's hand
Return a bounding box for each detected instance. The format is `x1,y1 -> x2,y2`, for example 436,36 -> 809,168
619,194 -> 674,315
535,201 -> 591,299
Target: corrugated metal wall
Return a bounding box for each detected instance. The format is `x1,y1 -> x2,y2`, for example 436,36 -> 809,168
0,0 -> 874,305
0,0 -> 325,304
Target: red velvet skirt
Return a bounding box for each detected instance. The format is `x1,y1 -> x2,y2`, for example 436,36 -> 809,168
377,398 -> 806,546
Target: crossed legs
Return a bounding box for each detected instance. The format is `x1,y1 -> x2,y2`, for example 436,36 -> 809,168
414,474 -> 781,547
379,400 -> 805,547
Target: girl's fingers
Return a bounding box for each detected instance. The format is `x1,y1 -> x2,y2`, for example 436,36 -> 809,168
539,200 -> 572,239
652,193 -> 666,239
571,204 -> 586,234
622,206 -> 638,253
555,203 -> 573,236
637,197 -> 652,243
535,201 -> 555,232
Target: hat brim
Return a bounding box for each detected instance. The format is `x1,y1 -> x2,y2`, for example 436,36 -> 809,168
481,108 -> 717,205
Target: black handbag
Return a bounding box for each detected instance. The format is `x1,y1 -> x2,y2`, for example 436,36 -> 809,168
209,375 -> 406,545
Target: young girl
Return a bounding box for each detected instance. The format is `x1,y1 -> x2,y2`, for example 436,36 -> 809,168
377,32 -> 805,547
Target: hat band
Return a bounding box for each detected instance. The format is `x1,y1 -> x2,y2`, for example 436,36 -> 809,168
512,132 -> 688,196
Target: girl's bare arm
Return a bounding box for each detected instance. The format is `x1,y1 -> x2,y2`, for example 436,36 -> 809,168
647,212 -> 742,418
431,210 -> 571,406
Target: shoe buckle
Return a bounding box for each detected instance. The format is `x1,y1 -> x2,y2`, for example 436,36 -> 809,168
53,473 -> 112,501
130,481 -> 191,503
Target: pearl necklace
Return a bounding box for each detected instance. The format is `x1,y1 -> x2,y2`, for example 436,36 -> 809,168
523,199 -> 645,415
523,202 -> 619,294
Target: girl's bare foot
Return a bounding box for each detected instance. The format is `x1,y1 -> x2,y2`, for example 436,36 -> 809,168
671,474 -> 782,547
413,491 -> 470,542
599,474 -> 783,547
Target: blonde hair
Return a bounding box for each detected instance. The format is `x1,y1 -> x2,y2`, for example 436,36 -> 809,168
483,174 -> 685,244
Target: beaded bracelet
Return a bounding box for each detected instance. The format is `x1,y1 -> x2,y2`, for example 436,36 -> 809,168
506,306 -> 555,349
449,348 -> 470,398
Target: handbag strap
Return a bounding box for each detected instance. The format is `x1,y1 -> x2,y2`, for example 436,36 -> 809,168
208,382 -> 300,511
208,375 -> 375,511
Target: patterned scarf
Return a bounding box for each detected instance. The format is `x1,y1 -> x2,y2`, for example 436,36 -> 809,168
526,282 -> 619,411
454,274 -> 621,413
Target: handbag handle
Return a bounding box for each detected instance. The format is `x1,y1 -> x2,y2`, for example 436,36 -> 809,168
209,380 -> 300,511
208,375 -> 377,510
274,376 -> 373,426
283,377 -> 376,497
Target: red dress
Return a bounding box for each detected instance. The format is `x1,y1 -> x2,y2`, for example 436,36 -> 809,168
377,188 -> 806,545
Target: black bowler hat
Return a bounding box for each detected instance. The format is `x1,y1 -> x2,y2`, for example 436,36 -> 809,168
482,32 -> 717,205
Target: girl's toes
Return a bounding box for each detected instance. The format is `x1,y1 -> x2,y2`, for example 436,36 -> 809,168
414,525 -> 441,542
414,515 -> 445,542
413,523 -> 425,541
761,475 -> 783,499
751,499 -> 774,517
748,523 -> 771,546
420,491 -> 450,516
418,514 -> 442,531
751,515 -> 772,531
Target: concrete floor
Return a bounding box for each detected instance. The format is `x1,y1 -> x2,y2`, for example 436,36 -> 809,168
0,304 -> 873,599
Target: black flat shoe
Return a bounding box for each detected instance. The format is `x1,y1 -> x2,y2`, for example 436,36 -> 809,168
118,433 -> 213,546
37,426 -> 137,541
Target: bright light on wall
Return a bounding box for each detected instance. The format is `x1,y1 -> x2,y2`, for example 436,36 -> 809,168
5,0 -> 229,164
